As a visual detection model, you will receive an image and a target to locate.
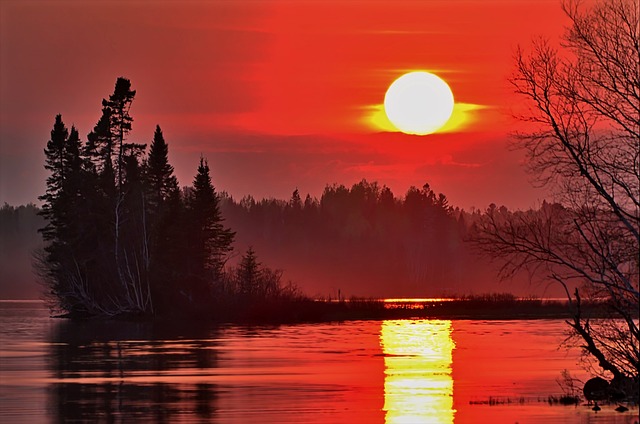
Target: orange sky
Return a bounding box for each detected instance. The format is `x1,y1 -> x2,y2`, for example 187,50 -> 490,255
0,0 -> 572,209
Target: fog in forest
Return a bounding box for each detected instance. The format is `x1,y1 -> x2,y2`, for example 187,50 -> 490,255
219,181 -> 561,299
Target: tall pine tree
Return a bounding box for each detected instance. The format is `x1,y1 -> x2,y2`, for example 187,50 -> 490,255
102,77 -> 136,191
188,157 -> 235,285
147,125 -> 179,210
38,116 -> 92,314
39,115 -> 69,243
38,77 -> 260,319
144,125 -> 182,313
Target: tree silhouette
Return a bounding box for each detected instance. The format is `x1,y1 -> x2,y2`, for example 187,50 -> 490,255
472,0 -> 638,388
147,125 -> 179,210
39,115 -> 69,243
38,116 -> 97,314
237,247 -> 261,298
144,125 -> 183,312
187,157 -> 235,287
85,107 -> 115,192
102,77 -> 136,191
38,78 -> 236,317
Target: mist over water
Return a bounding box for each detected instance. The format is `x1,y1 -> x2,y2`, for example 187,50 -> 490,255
1,301 -> 637,423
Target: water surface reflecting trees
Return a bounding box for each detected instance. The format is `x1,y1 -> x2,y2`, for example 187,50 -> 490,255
47,320 -> 220,423
39,316 -> 637,423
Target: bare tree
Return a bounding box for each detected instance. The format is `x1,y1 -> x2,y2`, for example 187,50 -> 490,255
472,0 -> 638,394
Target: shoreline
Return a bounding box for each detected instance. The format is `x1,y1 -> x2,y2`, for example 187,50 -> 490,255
10,297 -> 616,324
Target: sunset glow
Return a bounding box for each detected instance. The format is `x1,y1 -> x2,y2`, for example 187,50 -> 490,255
0,0 -> 570,210
383,72 -> 454,135
0,0 -> 638,421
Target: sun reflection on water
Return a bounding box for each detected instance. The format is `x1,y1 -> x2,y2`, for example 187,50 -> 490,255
381,320 -> 455,424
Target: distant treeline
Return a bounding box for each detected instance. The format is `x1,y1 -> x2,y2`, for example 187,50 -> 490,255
3,189 -> 561,305
219,181 -> 484,297
0,203 -> 44,299
218,187 -> 572,299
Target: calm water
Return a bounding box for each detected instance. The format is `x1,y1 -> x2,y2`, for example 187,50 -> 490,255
0,301 -> 637,423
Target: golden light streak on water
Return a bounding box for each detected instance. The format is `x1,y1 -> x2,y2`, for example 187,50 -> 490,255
381,320 -> 455,424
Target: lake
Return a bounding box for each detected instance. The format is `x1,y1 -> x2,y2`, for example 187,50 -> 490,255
0,301 -> 637,423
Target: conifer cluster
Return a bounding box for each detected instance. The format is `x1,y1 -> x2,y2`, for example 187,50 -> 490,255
39,78 -> 235,318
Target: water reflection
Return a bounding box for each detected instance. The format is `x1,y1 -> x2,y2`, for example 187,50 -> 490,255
45,319 -> 387,423
47,320 -> 220,423
381,320 -> 455,424
14,310 -> 633,423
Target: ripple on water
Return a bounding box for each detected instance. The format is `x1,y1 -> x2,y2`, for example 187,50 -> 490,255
0,302 -> 637,423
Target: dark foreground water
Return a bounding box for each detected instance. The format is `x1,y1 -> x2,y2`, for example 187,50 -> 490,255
0,301 -> 637,423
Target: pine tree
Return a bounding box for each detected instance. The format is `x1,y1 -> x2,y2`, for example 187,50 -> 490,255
135,125 -> 182,313
38,78 -> 254,319
39,115 -> 68,242
39,118 -> 84,254
59,126 -> 84,246
147,125 -> 179,210
96,78 -> 146,312
86,110 -> 118,208
38,116 -> 94,314
290,189 -> 302,211
188,157 -> 235,283
80,107 -> 121,309
102,77 -> 136,190
237,247 -> 261,298
64,127 -> 82,175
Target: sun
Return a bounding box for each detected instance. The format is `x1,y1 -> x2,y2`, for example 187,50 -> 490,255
384,71 -> 455,135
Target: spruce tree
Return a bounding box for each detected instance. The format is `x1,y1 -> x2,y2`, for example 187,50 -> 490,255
86,109 -> 112,166
38,77 -> 250,318
188,157 -> 235,284
290,189 -> 302,210
147,125 -> 179,210
59,126 -> 84,246
237,247 -> 261,298
39,115 -> 68,242
81,107 -> 121,309
119,125 -> 180,314
39,116 -> 92,314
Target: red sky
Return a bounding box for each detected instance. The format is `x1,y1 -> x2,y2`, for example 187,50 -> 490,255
0,0 -> 572,210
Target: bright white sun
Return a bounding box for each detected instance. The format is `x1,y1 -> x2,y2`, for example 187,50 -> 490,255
384,71 -> 454,135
